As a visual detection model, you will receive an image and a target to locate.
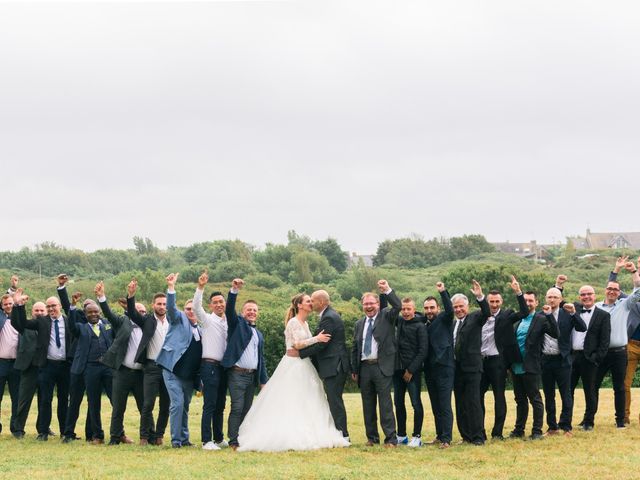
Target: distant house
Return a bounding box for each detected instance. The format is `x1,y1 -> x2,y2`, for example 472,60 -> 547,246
492,240 -> 550,260
348,252 -> 374,268
567,229 -> 640,250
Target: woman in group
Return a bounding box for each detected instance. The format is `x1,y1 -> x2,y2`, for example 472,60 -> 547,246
237,293 -> 350,452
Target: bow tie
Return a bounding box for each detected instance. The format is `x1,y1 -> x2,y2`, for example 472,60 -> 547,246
249,323 -> 256,328
581,309 -> 592,314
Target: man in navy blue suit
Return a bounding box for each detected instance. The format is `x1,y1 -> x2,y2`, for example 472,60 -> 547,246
223,278 -> 268,450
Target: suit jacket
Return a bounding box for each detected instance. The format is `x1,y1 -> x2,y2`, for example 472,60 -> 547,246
298,305 -> 351,379
351,290 -> 402,377
454,297 -> 491,373
127,296 -> 160,365
156,291 -> 201,372
549,308 -> 587,367
10,304 -> 74,367
14,328 -> 38,371
512,312 -> 559,374
426,290 -> 455,368
574,304 -> 610,365
99,299 -> 134,370
67,309 -> 113,375
222,291 -> 269,386
493,293 -> 529,366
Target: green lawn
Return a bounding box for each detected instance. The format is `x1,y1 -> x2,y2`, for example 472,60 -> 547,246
1,389 -> 640,479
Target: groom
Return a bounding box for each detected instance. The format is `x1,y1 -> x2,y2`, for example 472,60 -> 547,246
295,290 -> 351,442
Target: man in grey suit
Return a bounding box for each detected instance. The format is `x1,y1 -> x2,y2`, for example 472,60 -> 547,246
351,279 -> 401,447
297,290 -> 351,441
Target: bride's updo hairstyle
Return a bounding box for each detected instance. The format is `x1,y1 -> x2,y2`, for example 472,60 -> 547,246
284,292 -> 307,327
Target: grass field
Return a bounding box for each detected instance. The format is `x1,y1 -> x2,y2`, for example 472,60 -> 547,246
1,389 -> 640,479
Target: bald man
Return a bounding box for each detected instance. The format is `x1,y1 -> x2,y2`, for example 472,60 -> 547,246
540,280 -> 587,436
298,290 -> 351,441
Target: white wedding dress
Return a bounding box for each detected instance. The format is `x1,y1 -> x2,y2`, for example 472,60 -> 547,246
237,317 -> 350,452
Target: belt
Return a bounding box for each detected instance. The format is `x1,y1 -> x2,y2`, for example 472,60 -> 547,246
482,354 -> 500,359
608,346 -> 627,353
119,365 -> 142,372
232,366 -> 255,374
361,359 -> 378,365
202,358 -> 221,365
542,354 -> 561,358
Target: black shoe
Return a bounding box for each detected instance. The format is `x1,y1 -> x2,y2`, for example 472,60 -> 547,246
509,431 -> 524,439
12,431 -> 25,439
529,433 -> 544,440
181,441 -> 195,447
47,428 -> 56,437
491,435 -> 505,441
36,433 -> 48,441
581,424 -> 594,431
472,439 -> 485,446
108,438 -> 121,446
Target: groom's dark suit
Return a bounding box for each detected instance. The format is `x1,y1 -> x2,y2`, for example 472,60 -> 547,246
299,306 -> 351,438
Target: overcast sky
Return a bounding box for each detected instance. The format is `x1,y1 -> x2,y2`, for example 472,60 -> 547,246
1,1 -> 637,255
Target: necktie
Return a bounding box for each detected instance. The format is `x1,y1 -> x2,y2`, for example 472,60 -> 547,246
54,319 -> 61,348
454,319 -> 462,357
581,309 -> 592,314
363,318 -> 374,357
92,324 -> 100,337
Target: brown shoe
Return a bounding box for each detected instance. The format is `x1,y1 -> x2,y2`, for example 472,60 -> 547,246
544,429 -> 559,436
91,438 -> 104,445
120,435 -> 134,444
139,439 -> 150,446
154,438 -> 163,446
563,430 -> 573,438
439,442 -> 451,449
425,437 -> 441,445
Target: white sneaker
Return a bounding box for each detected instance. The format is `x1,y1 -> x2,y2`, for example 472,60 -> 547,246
202,441 -> 221,451
397,435 -> 408,445
408,436 -> 422,448
215,440 -> 229,449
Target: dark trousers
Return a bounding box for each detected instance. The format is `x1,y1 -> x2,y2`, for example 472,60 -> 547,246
63,372 -> 91,439
425,363 -> 454,443
359,362 -> 397,445
323,371 -> 349,438
512,373 -> 544,435
15,365 -> 40,434
0,359 -> 21,433
480,355 -> 507,438
227,369 -> 256,446
37,360 -> 70,435
571,350 -> 599,427
454,365 -> 483,444
84,362 -> 113,440
110,366 -> 144,440
594,347 -> 628,426
541,354 -> 573,431
393,369 -> 423,437
141,362 -> 169,441
200,361 -> 227,444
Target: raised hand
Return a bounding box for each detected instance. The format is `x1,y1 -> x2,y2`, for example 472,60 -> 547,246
615,255 -> 629,273
625,261 -> 636,273
95,281 -> 105,298
232,278 -> 245,290
436,281 -> 445,293
57,274 -> 69,287
127,279 -> 138,298
13,288 -> 29,305
470,279 -> 483,299
563,303 -> 576,315
555,274 -> 567,288
197,271 -> 209,289
166,273 -> 179,289
377,279 -> 390,293
509,275 -> 522,294
542,304 -> 552,315
71,292 -> 83,305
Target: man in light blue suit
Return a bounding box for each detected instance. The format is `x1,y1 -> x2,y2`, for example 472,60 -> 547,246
156,273 -> 203,448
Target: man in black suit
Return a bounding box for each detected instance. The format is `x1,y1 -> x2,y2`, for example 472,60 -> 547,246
479,276 -> 528,440
126,279 -> 170,446
508,291 -> 559,440
12,301 -> 45,438
540,279 -> 587,436
297,289 -> 351,442
11,291 -> 74,441
452,280 -> 490,445
96,281 -> 144,445
569,284 -> 611,431
351,279 -> 401,447
423,282 -> 454,448
0,293 -> 20,436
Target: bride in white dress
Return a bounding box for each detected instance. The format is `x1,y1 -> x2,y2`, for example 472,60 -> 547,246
237,293 -> 350,452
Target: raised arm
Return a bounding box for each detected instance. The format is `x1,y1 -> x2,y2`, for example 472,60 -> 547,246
437,282 -> 454,324
193,271 -> 210,328
57,274 -> 71,316
379,279 -> 401,322
95,281 -> 124,328
126,279 -> 145,328
471,280 -> 491,324
10,291 -> 32,332
509,276 -> 528,322
225,278 -> 244,333
165,273 -> 182,325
